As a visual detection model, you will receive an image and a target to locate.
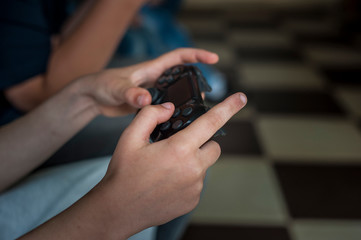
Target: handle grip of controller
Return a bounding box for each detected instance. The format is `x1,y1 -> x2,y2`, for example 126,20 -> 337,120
147,87 -> 162,105
194,66 -> 212,93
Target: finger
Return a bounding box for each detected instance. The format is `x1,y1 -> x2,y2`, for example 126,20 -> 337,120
154,48 -> 219,66
198,140 -> 222,168
121,103 -> 175,148
99,104 -> 136,117
173,92 -> 247,148
122,87 -> 152,108
137,48 -> 219,83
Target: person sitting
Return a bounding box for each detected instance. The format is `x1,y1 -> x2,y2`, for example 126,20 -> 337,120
0,48 -> 248,239
0,0 -> 150,124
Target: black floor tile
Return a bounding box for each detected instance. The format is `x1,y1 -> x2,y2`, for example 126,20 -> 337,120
341,22 -> 361,35
192,32 -> 227,42
228,20 -> 278,31
218,67 -> 243,94
278,8 -> 333,21
179,8 -> 224,19
181,224 -> 291,240
322,68 -> 361,86
275,163 -> 361,219
358,121 -> 361,133
294,34 -> 352,46
215,121 -> 262,155
250,90 -> 345,115
237,48 -> 304,63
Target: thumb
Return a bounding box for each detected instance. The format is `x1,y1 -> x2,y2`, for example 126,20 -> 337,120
121,87 -> 152,108
121,103 -> 175,148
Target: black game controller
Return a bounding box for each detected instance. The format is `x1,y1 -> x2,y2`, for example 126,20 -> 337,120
147,65 -> 225,142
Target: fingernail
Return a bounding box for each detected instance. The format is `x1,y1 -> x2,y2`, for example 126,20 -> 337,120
137,95 -> 145,106
240,93 -> 247,104
161,102 -> 172,110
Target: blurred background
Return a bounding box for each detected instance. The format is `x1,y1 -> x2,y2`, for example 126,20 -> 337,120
1,0 -> 360,239
175,0 -> 361,239
45,0 -> 361,239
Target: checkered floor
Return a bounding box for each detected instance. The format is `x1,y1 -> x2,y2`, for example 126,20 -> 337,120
177,3 -> 361,240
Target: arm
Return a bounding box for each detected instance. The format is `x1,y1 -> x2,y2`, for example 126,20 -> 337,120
5,0 -> 147,111
21,92 -> 247,240
0,48 -> 219,192
3,48 -> 247,239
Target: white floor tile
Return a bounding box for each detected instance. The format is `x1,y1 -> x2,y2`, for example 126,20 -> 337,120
303,45 -> 361,67
281,19 -> 339,37
194,40 -> 236,68
336,88 -> 361,118
228,30 -> 293,49
291,220 -> 361,240
192,156 -> 288,225
257,117 -> 361,162
181,18 -> 225,37
239,63 -> 325,90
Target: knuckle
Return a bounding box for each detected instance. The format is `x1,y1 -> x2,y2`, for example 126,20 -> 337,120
169,138 -> 192,157
190,195 -> 201,210
213,141 -> 222,158
184,195 -> 200,214
141,105 -> 158,116
174,142 -> 187,156
188,165 -> 203,179
195,180 -> 204,193
183,183 -> 203,213
184,202 -> 195,214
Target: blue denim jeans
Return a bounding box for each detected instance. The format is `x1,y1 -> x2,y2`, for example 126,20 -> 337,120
0,157 -> 187,240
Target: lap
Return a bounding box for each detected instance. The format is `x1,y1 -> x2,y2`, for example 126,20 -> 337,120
0,156 -> 156,240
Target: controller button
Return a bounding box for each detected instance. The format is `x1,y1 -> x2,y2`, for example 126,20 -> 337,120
172,120 -> 183,130
158,76 -> 167,84
166,75 -> 174,84
186,99 -> 196,105
172,67 -> 181,75
160,121 -> 171,131
164,69 -> 172,75
182,107 -> 193,117
172,108 -> 181,118
180,72 -> 189,79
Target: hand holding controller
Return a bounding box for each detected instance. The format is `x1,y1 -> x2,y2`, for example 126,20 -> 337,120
147,65 -> 226,142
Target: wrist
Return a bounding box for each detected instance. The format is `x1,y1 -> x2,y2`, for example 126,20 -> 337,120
46,78 -> 100,135
83,179 -> 143,240
22,181 -> 133,240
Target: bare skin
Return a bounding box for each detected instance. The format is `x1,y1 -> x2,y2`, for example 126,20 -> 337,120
0,48 -> 220,191
0,48 -> 247,239
4,0 -> 148,111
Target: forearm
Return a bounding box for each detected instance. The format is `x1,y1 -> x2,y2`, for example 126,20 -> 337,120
47,0 -> 145,93
0,79 -> 99,192
21,177 -> 141,240
2,48 -> 224,239
5,0 -> 146,111
59,0 -> 98,41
